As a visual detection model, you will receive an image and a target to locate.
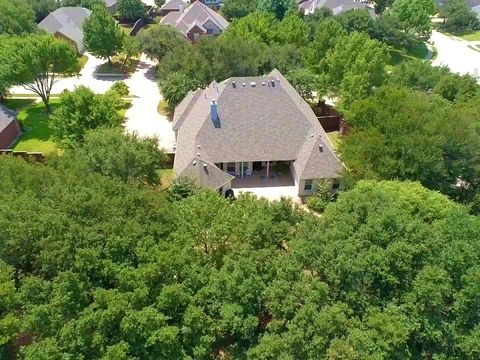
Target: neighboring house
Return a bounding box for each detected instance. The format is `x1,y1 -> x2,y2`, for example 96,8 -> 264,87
0,105 -> 22,149
160,1 -> 229,42
159,0 -> 187,16
191,0 -> 223,10
38,7 -> 91,54
298,0 -> 370,15
436,0 -> 480,18
172,69 -> 344,196
103,0 -> 118,14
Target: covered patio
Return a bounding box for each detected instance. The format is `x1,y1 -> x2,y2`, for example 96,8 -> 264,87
231,165 -> 294,188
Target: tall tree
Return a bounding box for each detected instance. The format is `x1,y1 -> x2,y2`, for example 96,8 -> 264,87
160,73 -> 200,110
392,0 -> 435,36
222,0 -> 258,20
116,0 -> 146,21
50,86 -> 123,146
440,0 -> 480,31
0,34 -> 78,111
257,0 -> 296,19
137,25 -> 188,62
0,0 -> 36,35
83,5 -> 124,63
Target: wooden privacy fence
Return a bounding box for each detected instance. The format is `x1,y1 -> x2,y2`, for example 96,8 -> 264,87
129,6 -> 155,36
0,149 -> 45,162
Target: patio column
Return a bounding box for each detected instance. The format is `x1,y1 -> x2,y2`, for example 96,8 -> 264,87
241,162 -> 244,179
266,161 -> 269,179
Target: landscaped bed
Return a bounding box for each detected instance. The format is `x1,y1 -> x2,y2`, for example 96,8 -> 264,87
96,54 -> 139,75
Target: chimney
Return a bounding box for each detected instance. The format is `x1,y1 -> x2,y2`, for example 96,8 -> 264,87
211,99 -> 220,128
179,0 -> 184,13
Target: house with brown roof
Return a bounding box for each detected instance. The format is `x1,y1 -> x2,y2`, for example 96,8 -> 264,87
173,70 -> 344,197
0,105 -> 22,149
160,1 -> 229,42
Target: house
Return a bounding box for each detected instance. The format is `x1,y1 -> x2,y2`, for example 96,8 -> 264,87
38,7 -> 91,54
159,0 -> 187,16
0,105 -> 22,149
172,70 -> 344,197
298,0 -> 371,15
190,0 -> 223,10
160,1 -> 229,42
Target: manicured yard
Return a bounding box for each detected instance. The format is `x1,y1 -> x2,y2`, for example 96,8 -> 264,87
120,24 -> 134,35
97,54 -> 139,75
439,29 -> 480,41
389,42 -> 431,66
12,100 -> 59,154
2,98 -> 35,111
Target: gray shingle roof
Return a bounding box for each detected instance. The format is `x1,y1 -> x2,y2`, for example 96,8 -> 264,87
173,70 -> 343,189
160,0 -> 186,11
180,158 -> 234,189
38,7 -> 91,53
160,1 -> 228,37
0,105 -> 17,134
299,0 -> 370,14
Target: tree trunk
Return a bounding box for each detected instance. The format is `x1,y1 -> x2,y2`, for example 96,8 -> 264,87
108,56 -> 112,65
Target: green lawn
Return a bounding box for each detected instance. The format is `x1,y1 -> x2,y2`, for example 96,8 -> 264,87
439,28 -> 480,41
327,131 -> 340,150
388,42 -> 431,66
120,24 -> 134,35
12,100 -> 59,154
2,98 -> 35,111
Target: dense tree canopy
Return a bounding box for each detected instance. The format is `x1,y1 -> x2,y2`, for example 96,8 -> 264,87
339,85 -> 480,201
0,0 -> 36,35
439,0 -> 480,31
117,0 -> 146,21
50,86 -> 124,147
28,0 -> 58,22
221,0 -> 258,20
1,155 -> 480,359
137,25 -> 188,62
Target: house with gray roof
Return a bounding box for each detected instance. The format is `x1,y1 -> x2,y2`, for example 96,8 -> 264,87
159,0 -> 186,16
38,7 -> 91,54
298,0 -> 371,15
0,105 -> 22,149
173,70 -> 344,196
160,1 -> 229,42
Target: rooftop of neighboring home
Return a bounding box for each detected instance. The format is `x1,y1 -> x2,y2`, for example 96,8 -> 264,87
160,0 -> 186,12
38,7 -> 91,53
160,1 -> 229,38
0,105 -> 17,135
298,0 -> 370,15
173,69 -> 343,189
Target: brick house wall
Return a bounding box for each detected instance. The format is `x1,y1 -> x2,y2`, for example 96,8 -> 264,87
0,120 -> 22,149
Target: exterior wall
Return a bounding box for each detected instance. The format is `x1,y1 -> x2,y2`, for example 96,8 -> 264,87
202,20 -> 222,35
289,161 -> 300,192
186,26 -> 205,43
54,32 -> 82,54
0,120 -> 22,149
297,178 -> 334,197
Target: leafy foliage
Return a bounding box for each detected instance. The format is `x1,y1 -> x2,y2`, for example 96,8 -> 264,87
0,34 -> 78,110
117,0 -> 146,21
160,73 -> 200,110
1,156 -> 480,359
0,0 -> 36,35
439,0 -> 480,31
57,128 -> 167,185
306,180 -> 336,212
50,86 -> 124,147
221,0 -> 258,20
137,24 -> 188,62
83,5 -> 124,62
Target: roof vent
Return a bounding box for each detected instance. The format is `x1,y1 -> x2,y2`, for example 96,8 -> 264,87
196,152 -> 201,157
232,81 -> 236,89
242,83 -> 246,87
203,163 -> 208,168
193,160 -> 197,166
310,134 -> 315,138
319,145 -> 323,153
271,80 -> 275,88
197,145 -> 201,149
262,82 -> 266,86
250,82 -> 256,87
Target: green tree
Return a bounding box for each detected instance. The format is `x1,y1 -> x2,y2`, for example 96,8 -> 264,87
221,11 -> 279,45
121,35 -> 140,70
286,68 -> 319,101
137,24 -> 188,62
160,73 -> 200,110
60,128 -> 167,185
117,0 -> 146,21
440,0 -> 480,31
320,31 -> 389,107
306,17 -> 346,69
276,10 -> 309,46
337,9 -> 375,35
154,0 -> 165,6
0,0 -> 36,35
83,5 -> 124,63
257,0 -> 296,19
392,0 -> 435,36
28,0 -> 57,22
0,34 -> 78,111
222,0 -> 258,20
50,86 -> 123,146
339,86 -> 480,197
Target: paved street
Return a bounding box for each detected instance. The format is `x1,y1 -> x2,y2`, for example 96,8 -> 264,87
431,30 -> 480,78
9,53 -> 175,151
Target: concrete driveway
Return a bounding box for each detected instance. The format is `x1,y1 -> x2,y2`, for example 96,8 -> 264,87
431,30 -> 480,78
9,53 -> 175,151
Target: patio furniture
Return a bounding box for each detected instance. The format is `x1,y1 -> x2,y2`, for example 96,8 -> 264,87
245,169 -> 252,177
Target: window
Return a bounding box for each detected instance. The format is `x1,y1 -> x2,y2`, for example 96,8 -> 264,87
227,163 -> 235,172
304,179 -> 313,191
206,28 -> 213,34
